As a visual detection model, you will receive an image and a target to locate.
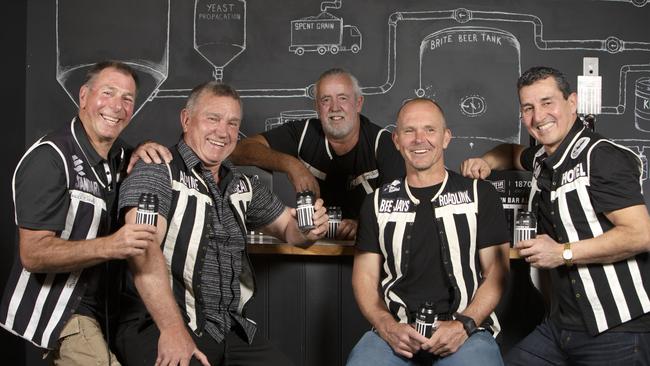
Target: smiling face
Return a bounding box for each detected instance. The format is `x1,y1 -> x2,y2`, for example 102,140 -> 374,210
519,76 -> 577,155
393,100 -> 451,174
78,67 -> 137,148
315,73 -> 364,140
181,91 -> 242,173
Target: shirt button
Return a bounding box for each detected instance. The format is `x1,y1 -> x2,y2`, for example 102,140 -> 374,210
405,250 -> 409,254
575,293 -> 581,299
571,279 -> 576,284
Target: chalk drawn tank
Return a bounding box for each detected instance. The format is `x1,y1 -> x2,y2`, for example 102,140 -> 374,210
635,77 -> 650,132
56,0 -> 169,115
194,0 -> 246,81
417,26 -> 521,144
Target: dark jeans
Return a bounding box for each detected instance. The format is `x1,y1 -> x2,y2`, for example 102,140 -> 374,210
505,318 -> 650,365
114,316 -> 293,366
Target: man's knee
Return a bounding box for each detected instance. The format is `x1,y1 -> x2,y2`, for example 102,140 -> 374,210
440,331 -> 503,366
347,331 -> 408,366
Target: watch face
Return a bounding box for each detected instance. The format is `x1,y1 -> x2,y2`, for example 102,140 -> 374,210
563,249 -> 573,260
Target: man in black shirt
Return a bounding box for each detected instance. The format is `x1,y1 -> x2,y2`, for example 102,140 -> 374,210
231,68 -> 404,239
461,66 -> 650,364
348,98 -> 510,365
0,61 -> 161,365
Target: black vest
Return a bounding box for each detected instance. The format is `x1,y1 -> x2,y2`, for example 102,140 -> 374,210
374,170 -> 500,335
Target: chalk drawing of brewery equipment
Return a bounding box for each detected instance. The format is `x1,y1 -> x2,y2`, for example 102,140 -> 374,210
194,0 -> 246,82
636,77 -> 650,132
417,26 -> 521,144
289,12 -> 362,56
56,0 -> 169,116
265,110 -> 318,131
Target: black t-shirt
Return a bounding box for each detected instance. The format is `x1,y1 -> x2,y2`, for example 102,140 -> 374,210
398,185 -> 452,318
262,117 -> 405,219
522,141 -> 650,332
356,178 -> 509,320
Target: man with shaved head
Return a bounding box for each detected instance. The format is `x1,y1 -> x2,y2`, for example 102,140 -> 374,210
347,98 -> 510,365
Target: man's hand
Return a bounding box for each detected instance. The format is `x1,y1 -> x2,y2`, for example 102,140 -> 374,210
516,234 -> 564,269
287,162 -> 321,198
377,322 -> 428,359
155,326 -> 210,366
460,158 -> 492,179
336,219 -> 358,240
297,198 -> 329,241
128,141 -> 173,174
104,224 -> 157,259
421,320 -> 467,357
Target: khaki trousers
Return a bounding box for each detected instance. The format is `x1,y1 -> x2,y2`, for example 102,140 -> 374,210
50,314 -> 121,366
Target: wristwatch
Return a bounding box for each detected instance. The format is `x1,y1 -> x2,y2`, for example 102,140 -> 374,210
453,313 -> 478,336
562,243 -> 573,267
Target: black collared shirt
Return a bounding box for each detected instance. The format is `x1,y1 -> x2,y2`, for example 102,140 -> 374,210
521,119 -> 650,332
14,116 -> 128,321
120,139 -> 285,343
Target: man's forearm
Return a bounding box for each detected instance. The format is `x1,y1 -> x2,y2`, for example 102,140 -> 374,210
460,244 -> 509,326
352,253 -> 398,334
483,144 -> 525,171
19,229 -> 111,273
572,207 -> 650,264
130,253 -> 187,333
231,136 -> 301,173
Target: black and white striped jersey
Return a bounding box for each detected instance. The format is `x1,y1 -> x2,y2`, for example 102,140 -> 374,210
526,122 -> 650,335
0,118 -> 126,349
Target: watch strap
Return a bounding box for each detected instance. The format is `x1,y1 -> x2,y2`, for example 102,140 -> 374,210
453,313 -> 478,337
563,243 -> 573,267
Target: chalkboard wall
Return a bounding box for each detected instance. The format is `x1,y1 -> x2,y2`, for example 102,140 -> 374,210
5,0 -> 650,365
27,0 -> 650,192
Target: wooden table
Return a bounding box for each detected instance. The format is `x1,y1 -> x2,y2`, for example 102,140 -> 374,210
247,234 -> 522,259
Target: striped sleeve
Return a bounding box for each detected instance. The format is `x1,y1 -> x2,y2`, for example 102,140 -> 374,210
118,160 -> 173,219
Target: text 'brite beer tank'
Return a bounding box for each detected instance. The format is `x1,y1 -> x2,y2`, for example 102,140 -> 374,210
417,26 -> 521,143
194,0 -> 246,81
56,0 -> 169,115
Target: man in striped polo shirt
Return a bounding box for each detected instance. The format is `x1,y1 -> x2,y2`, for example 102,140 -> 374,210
461,66 -> 650,364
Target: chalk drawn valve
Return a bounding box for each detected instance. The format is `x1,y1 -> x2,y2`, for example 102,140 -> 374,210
415,302 -> 438,338
296,191 -> 316,231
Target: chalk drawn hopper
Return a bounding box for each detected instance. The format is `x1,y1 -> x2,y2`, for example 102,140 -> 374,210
194,0 -> 246,82
56,0 -> 169,116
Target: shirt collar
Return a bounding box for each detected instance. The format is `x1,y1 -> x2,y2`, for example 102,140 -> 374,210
73,116 -> 125,166
542,117 -> 585,167
177,139 -> 235,186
